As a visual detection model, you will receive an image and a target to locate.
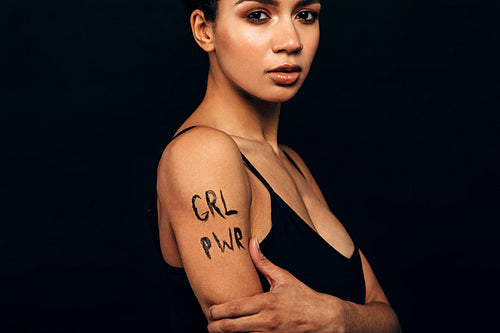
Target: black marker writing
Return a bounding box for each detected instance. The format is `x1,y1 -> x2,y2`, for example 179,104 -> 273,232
206,190 -> 225,219
192,195 -> 209,221
201,237 -> 212,259
200,227 -> 245,259
191,190 -> 239,222
213,228 -> 234,253
234,227 -> 244,250
220,190 -> 238,216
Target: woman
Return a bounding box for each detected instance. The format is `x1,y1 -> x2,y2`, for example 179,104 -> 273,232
151,0 -> 401,331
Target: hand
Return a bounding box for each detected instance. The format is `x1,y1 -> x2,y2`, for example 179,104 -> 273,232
207,237 -> 348,333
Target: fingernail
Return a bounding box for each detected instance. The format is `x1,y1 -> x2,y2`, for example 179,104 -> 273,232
255,237 -> 260,252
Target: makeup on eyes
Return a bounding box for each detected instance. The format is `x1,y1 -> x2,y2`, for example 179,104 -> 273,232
245,9 -> 319,24
237,1 -> 320,25
246,10 -> 271,24
208,0 -> 320,103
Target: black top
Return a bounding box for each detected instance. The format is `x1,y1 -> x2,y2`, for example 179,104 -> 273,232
148,127 -> 366,332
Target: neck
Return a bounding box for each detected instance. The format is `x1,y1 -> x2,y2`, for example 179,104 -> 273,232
191,65 -> 282,153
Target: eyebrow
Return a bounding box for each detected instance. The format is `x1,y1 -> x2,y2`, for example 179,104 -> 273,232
234,0 -> 321,7
235,0 -> 279,6
296,0 -> 321,6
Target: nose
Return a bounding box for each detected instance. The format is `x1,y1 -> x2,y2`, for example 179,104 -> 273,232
272,19 -> 303,54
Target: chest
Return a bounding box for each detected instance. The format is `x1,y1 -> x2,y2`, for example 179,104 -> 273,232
241,150 -> 355,259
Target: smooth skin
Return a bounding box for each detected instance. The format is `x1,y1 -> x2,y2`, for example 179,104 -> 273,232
156,0 -> 401,331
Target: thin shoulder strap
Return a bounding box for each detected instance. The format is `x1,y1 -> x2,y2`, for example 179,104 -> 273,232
172,125 -> 197,140
282,150 -> 305,178
172,127 -> 304,179
240,153 -> 275,194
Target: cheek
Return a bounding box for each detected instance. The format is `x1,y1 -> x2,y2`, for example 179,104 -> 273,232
217,28 -> 270,72
303,31 -> 320,60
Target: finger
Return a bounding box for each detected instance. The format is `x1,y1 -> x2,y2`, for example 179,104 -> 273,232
209,293 -> 267,320
249,237 -> 287,287
207,313 -> 265,333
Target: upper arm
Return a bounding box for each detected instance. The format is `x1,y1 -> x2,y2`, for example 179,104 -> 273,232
157,127 -> 263,319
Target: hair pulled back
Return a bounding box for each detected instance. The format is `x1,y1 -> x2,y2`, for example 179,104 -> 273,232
184,0 -> 219,21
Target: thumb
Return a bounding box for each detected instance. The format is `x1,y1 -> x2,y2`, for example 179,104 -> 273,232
249,237 -> 287,288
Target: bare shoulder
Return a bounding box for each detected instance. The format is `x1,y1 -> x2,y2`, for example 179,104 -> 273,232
160,126 -> 242,175
157,126 -> 251,225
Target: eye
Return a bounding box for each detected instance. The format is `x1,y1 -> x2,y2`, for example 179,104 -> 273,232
246,11 -> 270,24
296,10 -> 319,24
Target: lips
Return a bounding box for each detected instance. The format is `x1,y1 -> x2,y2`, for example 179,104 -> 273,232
267,64 -> 302,86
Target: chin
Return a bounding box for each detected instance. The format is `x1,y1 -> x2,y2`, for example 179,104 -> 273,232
249,85 -> 303,103
263,95 -> 297,103
265,89 -> 301,103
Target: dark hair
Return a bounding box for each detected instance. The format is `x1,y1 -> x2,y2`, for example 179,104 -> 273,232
184,0 -> 219,21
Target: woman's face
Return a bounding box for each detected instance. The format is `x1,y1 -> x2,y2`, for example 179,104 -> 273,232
210,0 -> 321,103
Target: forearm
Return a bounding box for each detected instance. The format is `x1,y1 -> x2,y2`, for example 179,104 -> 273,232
340,300 -> 401,333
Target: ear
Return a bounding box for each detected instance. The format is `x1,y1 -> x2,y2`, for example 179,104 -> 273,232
190,9 -> 215,53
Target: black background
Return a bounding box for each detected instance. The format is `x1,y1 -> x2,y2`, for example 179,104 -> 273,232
2,0 -> 499,332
